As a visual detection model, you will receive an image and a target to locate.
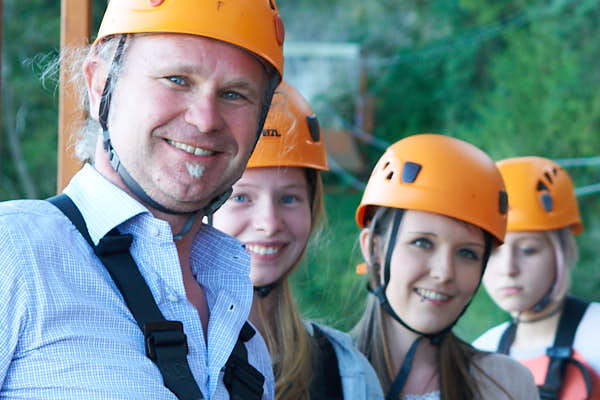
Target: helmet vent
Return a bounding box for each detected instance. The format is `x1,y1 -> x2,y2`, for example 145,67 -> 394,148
386,171 -> 394,181
537,181 -> 549,191
553,167 -> 558,176
402,162 -> 421,183
306,115 -> 321,142
269,0 -> 276,10
541,193 -> 553,212
544,172 -> 553,184
499,190 -> 508,214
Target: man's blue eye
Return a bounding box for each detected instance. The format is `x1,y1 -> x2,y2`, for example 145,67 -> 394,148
223,91 -> 242,100
167,76 -> 187,86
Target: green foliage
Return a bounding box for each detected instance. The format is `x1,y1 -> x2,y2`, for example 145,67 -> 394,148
282,0 -> 600,342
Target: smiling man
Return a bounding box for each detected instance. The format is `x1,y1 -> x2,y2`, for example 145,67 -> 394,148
0,1 -> 284,399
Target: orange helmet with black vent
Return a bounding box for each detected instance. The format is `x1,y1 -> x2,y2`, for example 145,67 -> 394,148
247,81 -> 328,171
356,133 -> 508,245
496,156 -> 583,234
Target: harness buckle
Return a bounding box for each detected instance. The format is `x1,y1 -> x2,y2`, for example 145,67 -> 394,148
144,320 -> 188,361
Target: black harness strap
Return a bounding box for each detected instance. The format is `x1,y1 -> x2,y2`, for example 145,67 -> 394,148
538,296 -> 591,400
497,320 -> 517,355
48,194 -> 264,400
497,296 -> 591,400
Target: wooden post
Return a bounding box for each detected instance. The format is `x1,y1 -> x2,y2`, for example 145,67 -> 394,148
0,0 -> 3,166
58,0 -> 92,192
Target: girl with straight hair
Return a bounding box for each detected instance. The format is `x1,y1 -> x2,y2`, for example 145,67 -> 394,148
212,81 -> 383,400
352,134 -> 539,400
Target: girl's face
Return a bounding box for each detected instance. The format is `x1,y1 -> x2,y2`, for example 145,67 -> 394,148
212,167 -> 312,286
483,231 -> 555,313
364,210 -> 486,334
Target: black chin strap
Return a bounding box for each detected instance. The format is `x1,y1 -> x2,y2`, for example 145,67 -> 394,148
386,336 -> 424,400
369,209 -> 449,344
97,34 -> 233,223
253,282 -> 279,298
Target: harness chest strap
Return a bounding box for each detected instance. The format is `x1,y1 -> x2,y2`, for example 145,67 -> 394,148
48,194 -> 264,400
497,296 -> 591,400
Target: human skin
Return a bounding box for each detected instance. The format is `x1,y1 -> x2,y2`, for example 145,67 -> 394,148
361,209 -> 486,335
212,167 -> 312,287
84,33 -> 268,216
483,231 -> 556,317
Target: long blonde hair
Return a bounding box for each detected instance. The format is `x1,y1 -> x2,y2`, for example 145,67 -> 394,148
352,206 -> 510,400
255,169 -> 325,399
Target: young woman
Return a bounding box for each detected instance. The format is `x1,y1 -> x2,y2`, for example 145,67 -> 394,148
212,81 -> 383,400
474,156 -> 600,399
352,134 -> 539,400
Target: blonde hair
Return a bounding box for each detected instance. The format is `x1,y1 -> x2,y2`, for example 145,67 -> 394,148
255,169 -> 325,399
352,206 -> 511,400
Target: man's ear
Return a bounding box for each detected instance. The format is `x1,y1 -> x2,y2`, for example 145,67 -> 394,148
83,55 -> 108,121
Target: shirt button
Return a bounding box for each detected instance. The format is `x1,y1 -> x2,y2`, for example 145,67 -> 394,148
167,294 -> 178,303
149,227 -> 160,237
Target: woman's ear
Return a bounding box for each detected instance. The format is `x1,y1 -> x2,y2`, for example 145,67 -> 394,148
83,55 -> 108,121
359,228 -> 371,265
359,228 -> 381,268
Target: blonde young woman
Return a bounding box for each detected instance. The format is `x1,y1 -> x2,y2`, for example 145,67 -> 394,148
352,134 -> 539,400
474,157 -> 600,399
212,82 -> 383,399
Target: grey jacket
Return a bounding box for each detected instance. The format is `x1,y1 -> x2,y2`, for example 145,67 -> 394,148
307,323 -> 384,400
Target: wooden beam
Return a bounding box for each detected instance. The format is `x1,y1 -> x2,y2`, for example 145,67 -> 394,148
58,0 -> 92,192
0,0 -> 3,167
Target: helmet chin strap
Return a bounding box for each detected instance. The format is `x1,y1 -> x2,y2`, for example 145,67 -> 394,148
367,209 -> 493,399
98,34 -> 234,238
253,282 -> 279,297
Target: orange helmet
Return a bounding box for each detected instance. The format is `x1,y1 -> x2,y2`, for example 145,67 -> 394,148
496,157 -> 583,234
247,81 -> 328,171
356,134 -> 508,244
94,0 -> 285,79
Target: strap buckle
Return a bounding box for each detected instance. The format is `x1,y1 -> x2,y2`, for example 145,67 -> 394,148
144,320 -> 188,361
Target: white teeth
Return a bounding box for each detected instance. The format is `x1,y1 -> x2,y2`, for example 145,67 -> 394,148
246,244 -> 280,256
167,139 -> 214,156
416,288 -> 450,301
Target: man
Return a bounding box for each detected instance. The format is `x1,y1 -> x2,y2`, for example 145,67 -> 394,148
0,0 -> 284,398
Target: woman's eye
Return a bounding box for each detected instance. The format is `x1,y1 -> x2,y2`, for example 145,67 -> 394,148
411,238 -> 433,249
521,247 -> 538,256
231,194 -> 248,203
458,248 -> 480,261
280,194 -> 298,205
166,76 -> 189,86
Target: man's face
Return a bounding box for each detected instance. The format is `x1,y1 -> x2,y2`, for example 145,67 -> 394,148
94,33 -> 268,213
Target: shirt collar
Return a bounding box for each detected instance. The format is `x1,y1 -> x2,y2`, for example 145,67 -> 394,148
63,164 -> 149,245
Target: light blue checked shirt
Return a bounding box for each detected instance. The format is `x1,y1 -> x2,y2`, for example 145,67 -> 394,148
0,164 -> 274,399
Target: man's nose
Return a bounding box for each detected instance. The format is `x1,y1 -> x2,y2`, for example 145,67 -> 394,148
184,92 -> 225,133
